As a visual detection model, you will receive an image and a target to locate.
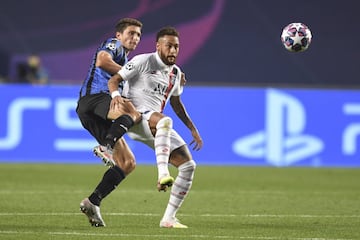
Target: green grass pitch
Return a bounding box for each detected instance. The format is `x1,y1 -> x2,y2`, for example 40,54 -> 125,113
0,163 -> 359,240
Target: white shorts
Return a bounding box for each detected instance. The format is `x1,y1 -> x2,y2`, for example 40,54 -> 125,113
127,111 -> 186,150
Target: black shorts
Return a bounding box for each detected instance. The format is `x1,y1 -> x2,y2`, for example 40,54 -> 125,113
76,93 -> 112,145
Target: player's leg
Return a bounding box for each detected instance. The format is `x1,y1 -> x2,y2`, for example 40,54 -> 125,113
147,112 -> 174,190
125,115 -> 195,228
94,98 -> 141,166
112,137 -> 136,173
77,94 -> 114,166
80,138 -> 136,227
160,143 -> 196,228
94,108 -> 135,167
104,100 -> 141,148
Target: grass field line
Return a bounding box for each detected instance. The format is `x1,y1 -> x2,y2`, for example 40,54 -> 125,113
0,230 -> 352,240
0,212 -> 359,218
0,189 -> 356,195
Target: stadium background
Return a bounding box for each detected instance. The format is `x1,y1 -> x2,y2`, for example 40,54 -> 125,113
0,0 -> 359,167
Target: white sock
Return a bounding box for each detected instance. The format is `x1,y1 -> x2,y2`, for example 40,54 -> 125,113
155,117 -> 172,179
162,160 -> 196,220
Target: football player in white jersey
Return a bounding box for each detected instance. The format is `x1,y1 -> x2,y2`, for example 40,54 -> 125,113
108,26 -> 203,228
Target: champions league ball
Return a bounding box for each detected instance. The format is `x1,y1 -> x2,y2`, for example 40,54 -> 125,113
281,22 -> 312,52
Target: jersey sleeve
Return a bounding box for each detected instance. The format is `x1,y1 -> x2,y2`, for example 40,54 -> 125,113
118,55 -> 143,81
99,38 -> 123,59
171,66 -> 184,96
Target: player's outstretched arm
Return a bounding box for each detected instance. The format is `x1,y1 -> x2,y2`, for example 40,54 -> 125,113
170,95 -> 203,151
107,73 -> 140,123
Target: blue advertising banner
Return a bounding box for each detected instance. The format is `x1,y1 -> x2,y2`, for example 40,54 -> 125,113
0,84 -> 359,167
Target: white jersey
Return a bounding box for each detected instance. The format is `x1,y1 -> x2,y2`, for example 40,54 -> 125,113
119,52 -> 183,113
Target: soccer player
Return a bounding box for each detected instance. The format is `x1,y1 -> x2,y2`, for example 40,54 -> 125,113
77,18 -> 144,168
76,18 -> 143,227
108,26 -> 203,228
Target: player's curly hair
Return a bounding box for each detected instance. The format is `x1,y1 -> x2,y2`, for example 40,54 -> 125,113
156,26 -> 179,42
115,18 -> 143,33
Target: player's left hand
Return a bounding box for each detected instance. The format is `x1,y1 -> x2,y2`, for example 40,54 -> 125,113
189,129 -> 203,151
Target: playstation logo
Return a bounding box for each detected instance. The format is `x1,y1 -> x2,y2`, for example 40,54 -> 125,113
232,89 -> 324,166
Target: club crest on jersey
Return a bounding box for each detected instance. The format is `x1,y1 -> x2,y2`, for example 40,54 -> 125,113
125,62 -> 135,71
106,42 -> 116,51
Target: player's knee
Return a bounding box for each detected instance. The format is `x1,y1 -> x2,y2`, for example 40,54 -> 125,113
178,159 -> 196,173
128,157 -> 136,171
133,111 -> 142,123
123,157 -> 136,174
122,101 -> 141,123
156,116 -> 173,130
114,155 -> 136,175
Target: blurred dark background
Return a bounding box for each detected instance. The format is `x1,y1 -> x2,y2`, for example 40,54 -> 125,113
0,0 -> 359,87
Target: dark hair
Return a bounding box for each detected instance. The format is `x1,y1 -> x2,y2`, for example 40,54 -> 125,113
156,26 -> 179,42
115,18 -> 143,33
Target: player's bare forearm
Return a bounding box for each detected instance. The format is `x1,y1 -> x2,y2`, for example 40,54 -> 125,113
108,74 -> 122,93
170,96 -> 203,150
170,96 -> 194,130
108,73 -> 141,123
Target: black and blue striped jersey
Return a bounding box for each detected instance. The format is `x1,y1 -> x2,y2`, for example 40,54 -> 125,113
79,37 -> 127,97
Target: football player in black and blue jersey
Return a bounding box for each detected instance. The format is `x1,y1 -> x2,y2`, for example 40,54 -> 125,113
76,18 -> 142,227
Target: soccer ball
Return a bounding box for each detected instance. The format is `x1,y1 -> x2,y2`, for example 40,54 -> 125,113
281,22 -> 312,52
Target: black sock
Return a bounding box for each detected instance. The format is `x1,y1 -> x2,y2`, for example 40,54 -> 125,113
88,166 -> 126,206
104,115 -> 134,148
